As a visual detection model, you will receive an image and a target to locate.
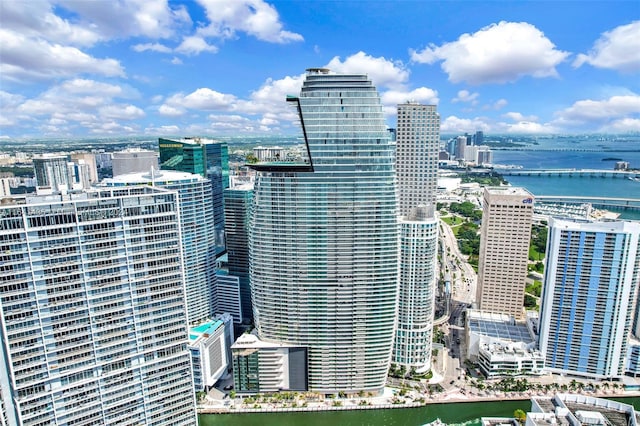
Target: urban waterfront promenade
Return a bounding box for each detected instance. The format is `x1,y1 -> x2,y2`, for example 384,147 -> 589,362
198,386 -> 639,415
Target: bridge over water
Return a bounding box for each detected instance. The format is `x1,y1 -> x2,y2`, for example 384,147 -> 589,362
499,168 -> 640,179
535,195 -> 640,213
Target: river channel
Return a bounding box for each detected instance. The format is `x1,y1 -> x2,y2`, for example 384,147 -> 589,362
198,397 -> 640,426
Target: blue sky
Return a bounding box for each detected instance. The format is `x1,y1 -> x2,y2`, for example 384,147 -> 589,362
1,0 -> 639,139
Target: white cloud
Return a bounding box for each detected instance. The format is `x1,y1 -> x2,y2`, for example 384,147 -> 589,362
196,0 -> 303,43
99,105 -> 146,120
56,0 -> 192,40
326,52 -> 409,90
411,21 -> 569,85
382,87 -> 439,106
601,118 -> 640,133
175,36 -> 218,55
440,116 -> 490,134
132,43 -> 173,53
6,79 -> 146,135
0,0 -> 102,46
491,99 -> 508,110
171,57 -> 183,65
573,21 -> 640,72
503,112 -> 538,122
556,95 -> 640,123
158,104 -> 185,117
144,124 -> 181,135
452,90 -> 479,104
0,29 -> 124,82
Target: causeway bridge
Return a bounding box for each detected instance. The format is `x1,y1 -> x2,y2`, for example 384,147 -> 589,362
535,195 -> 640,213
499,168 -> 640,179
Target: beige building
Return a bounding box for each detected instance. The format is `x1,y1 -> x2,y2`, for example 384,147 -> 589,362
476,187 -> 534,319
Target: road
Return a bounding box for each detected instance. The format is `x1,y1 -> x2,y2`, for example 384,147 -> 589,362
436,215 -> 478,390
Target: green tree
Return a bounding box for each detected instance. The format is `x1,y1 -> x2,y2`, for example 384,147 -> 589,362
514,409 -> 527,424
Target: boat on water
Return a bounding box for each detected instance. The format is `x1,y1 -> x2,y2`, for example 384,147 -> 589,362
425,419 -> 447,426
627,176 -> 640,182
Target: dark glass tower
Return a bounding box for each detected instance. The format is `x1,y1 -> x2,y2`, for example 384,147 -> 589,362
159,137 -> 229,255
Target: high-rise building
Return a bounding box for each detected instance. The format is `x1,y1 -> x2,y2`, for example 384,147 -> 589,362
111,149 -> 158,177
0,187 -> 196,426
159,137 -> 229,255
476,187 -> 534,319
249,69 -> 398,394
538,218 -> 640,380
32,154 -> 71,193
476,146 -> 493,166
223,180 -> 254,322
455,136 -> 467,160
474,130 -> 484,146
70,153 -> 98,183
102,170 -> 216,324
393,103 -> 440,372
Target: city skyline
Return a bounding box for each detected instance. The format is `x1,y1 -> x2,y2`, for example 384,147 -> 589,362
1,1 -> 639,139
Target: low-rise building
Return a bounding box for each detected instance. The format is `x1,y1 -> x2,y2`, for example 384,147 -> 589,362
478,342 -> 545,378
189,314 -> 234,392
231,333 -> 307,394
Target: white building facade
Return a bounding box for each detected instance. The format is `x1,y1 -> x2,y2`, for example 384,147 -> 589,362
393,103 -> 440,372
103,170 -> 217,324
0,187 -> 197,426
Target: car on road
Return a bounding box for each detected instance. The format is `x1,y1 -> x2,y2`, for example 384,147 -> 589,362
223,385 -> 234,391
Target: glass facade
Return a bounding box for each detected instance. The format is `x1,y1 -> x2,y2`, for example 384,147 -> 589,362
0,187 -> 197,426
538,218 -> 640,379
159,137 -> 229,255
224,186 -> 254,322
250,70 -> 398,394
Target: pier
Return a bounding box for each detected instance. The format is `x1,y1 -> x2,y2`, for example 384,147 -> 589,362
499,169 -> 640,179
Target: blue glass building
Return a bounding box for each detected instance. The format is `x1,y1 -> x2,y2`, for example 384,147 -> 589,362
538,218 -> 640,379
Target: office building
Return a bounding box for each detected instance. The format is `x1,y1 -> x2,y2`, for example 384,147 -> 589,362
476,187 -> 534,319
102,170 -> 216,324
32,154 -> 71,193
538,218 -> 640,380
214,272 -> 243,323
111,149 -> 158,177
0,187 -> 196,426
456,136 -> 467,159
474,130 -> 484,145
393,103 -> 440,372
249,69 -> 398,394
159,137 -> 229,255
223,180 -> 254,322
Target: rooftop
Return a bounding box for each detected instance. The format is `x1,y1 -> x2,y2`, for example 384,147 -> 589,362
531,394 -> 637,426
189,320 -> 224,342
468,310 -> 534,343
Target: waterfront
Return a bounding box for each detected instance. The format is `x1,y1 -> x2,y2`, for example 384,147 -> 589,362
199,397 -> 640,426
491,144 -> 640,219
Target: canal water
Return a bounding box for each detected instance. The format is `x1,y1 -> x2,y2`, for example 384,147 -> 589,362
198,397 -> 640,426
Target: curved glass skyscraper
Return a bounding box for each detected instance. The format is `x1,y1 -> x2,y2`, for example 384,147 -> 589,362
250,69 -> 398,394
